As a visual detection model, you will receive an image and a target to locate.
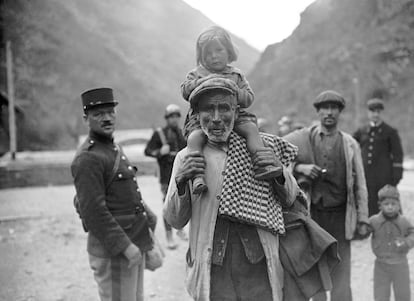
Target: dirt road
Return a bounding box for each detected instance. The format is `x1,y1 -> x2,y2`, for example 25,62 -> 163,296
0,175 -> 413,301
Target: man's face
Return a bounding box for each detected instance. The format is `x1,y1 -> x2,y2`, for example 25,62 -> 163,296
368,108 -> 383,124
317,102 -> 341,129
166,114 -> 180,128
198,92 -> 237,143
84,106 -> 116,138
380,198 -> 400,218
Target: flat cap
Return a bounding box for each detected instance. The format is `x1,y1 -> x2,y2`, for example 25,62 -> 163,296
81,87 -> 118,112
367,98 -> 384,110
378,184 -> 400,202
189,77 -> 238,106
313,90 -> 345,110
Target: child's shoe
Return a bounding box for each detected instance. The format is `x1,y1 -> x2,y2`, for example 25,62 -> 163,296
193,176 -> 208,194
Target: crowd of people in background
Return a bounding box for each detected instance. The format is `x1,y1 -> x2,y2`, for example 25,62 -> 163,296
71,26 -> 413,301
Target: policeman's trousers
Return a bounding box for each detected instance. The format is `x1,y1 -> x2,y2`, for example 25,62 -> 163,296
89,253 -> 145,301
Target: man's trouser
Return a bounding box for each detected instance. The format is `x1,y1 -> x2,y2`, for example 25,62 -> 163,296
374,260 -> 411,301
210,233 -> 273,301
311,205 -> 352,301
89,253 -> 145,301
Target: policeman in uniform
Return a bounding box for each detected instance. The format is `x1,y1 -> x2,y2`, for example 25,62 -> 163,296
71,87 -> 154,301
354,98 -> 404,216
145,104 -> 187,249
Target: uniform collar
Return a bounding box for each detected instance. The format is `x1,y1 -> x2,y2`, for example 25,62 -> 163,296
370,120 -> 383,128
89,130 -> 114,145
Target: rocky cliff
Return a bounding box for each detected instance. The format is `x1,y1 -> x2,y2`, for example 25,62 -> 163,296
1,0 -> 259,150
249,0 -> 414,154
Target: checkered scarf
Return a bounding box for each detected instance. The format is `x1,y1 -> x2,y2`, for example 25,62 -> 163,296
218,132 -> 298,235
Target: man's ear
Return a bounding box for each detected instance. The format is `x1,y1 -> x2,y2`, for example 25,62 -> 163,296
235,105 -> 240,120
83,113 -> 88,123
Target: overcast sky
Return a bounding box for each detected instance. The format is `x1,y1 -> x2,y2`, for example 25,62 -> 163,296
182,0 -> 315,51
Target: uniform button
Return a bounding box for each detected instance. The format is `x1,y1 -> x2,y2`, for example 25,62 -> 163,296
207,248 -> 212,252
368,153 -> 372,157
370,138 -> 374,142
121,156 -> 126,160
136,188 -> 140,192
368,160 -> 372,164
143,212 -> 147,216
369,146 -> 373,150
114,147 -> 118,151
218,252 -> 222,256
133,177 -> 137,181
244,238 -> 249,242
128,166 -> 133,170
221,239 -> 225,243
216,195 -> 220,200
221,171 -> 225,175
89,140 -> 94,144
118,173 -> 123,178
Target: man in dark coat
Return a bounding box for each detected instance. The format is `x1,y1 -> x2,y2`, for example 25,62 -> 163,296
71,87 -> 154,301
353,98 -> 404,216
145,104 -> 187,249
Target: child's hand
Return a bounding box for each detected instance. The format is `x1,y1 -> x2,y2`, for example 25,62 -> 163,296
395,239 -> 409,253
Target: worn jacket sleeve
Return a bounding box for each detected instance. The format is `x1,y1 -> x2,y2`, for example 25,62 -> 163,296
72,153 -> 131,256
272,167 -> 301,208
390,128 -> 404,185
352,140 -> 369,224
236,72 -> 254,109
181,70 -> 201,101
163,150 -> 192,229
402,217 -> 414,249
144,131 -> 162,158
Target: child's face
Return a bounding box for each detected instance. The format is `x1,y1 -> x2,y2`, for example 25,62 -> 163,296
380,198 -> 400,217
202,39 -> 229,72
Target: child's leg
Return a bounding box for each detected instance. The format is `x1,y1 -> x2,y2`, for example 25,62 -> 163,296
392,261 -> 410,301
235,121 -> 282,180
373,260 -> 392,301
187,129 -> 208,194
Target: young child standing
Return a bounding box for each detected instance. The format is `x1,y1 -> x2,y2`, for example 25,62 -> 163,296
181,26 -> 281,194
368,184 -> 414,301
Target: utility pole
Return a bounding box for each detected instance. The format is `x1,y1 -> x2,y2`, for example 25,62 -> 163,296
6,40 -> 16,160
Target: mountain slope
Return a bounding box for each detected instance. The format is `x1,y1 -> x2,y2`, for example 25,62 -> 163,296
2,0 -> 259,150
248,0 -> 414,154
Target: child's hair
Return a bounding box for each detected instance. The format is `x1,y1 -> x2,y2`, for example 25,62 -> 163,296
378,184 -> 400,203
196,26 -> 238,66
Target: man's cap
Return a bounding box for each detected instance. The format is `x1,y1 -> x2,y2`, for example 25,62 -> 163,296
313,90 -> 346,110
165,104 -> 181,118
367,98 -> 384,111
189,77 -> 238,106
378,184 -> 400,202
81,88 -> 118,112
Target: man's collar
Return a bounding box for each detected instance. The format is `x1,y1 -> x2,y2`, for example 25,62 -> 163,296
316,124 -> 338,137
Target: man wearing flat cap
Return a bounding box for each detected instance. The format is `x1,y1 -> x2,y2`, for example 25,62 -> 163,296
163,77 -> 303,300
354,98 -> 404,216
284,90 -> 369,301
71,87 -> 156,301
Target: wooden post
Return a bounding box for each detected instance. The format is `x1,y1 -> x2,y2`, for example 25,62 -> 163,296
6,40 -> 16,160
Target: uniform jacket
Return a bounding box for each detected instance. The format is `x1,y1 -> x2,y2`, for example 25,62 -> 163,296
354,121 -> 403,186
369,212 -> 414,264
163,137 -> 300,301
71,131 -> 152,258
144,125 -> 186,184
284,125 -> 369,240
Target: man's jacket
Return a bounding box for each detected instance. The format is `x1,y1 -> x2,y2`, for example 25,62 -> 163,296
280,196 -> 339,300
71,131 -> 152,257
284,125 -> 369,240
